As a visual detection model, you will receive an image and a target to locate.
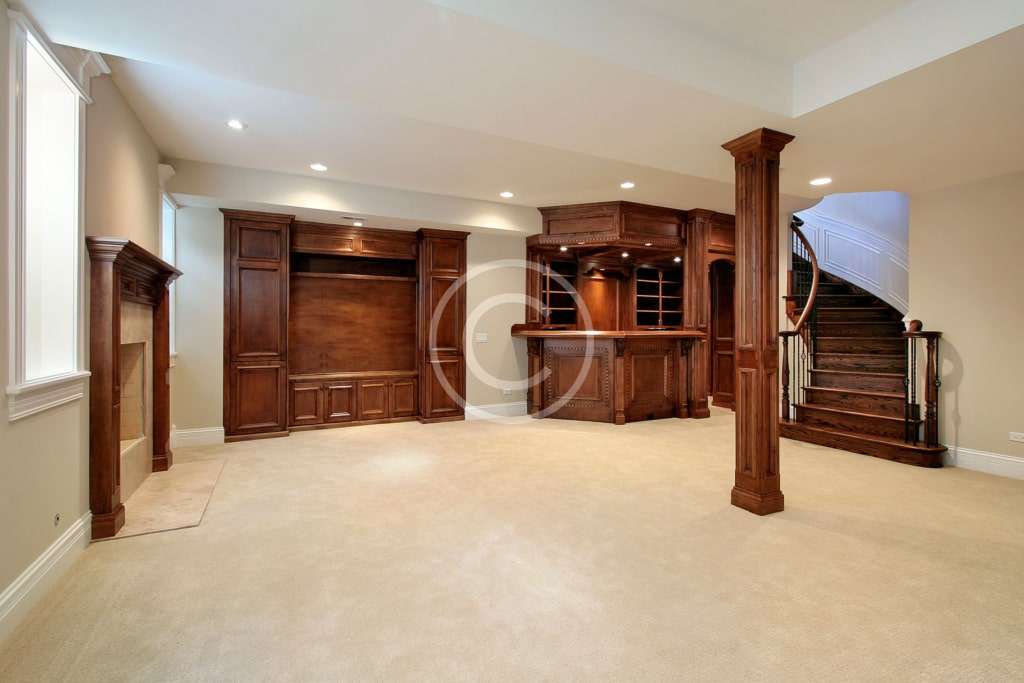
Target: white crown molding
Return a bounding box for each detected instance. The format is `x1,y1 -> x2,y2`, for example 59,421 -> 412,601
76,51 -> 110,95
0,512 -> 91,645
171,426 -> 225,448
158,163 -> 176,191
465,401 -> 528,421
945,446 -> 1024,480
6,371 -> 90,421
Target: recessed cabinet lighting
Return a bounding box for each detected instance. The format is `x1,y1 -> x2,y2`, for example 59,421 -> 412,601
227,119 -> 246,130
673,256 -> 681,263
621,252 -> 629,258
620,181 -> 635,189
644,242 -> 652,247
810,177 -> 832,186
559,246 -> 568,252
310,163 -> 328,172
499,191 -> 515,198
354,221 -> 364,227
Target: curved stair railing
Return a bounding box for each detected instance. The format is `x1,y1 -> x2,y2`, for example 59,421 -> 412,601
779,216 -> 944,454
780,217 -> 819,420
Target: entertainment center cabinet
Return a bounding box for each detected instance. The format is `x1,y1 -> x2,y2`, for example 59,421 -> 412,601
222,209 -> 467,441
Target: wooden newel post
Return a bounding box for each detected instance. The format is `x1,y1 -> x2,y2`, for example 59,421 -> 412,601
722,128 -> 794,516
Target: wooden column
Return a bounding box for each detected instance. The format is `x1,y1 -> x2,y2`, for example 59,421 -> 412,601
88,256 -> 125,539
613,338 -> 626,425
683,210 -> 712,418
152,282 -> 173,472
722,128 -> 794,516
526,338 -> 543,417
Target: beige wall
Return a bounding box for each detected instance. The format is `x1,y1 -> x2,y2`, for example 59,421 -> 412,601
85,75 -> 161,252
170,207 -> 224,430
0,14 -> 161,605
169,215 -> 529,431
909,171 -> 1024,457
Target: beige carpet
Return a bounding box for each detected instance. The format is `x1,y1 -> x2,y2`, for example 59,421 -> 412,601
109,459 -> 225,539
1,409 -> 1022,681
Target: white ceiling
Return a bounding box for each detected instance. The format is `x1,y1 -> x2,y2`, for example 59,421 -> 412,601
19,0 -> 1024,217
610,0 -> 915,62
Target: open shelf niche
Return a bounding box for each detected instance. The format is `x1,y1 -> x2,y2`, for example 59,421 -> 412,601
635,266 -> 683,329
542,259 -> 579,327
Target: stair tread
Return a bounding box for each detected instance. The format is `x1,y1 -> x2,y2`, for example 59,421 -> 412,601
812,368 -> 905,377
796,402 -> 918,423
781,420 -> 946,454
805,386 -> 904,399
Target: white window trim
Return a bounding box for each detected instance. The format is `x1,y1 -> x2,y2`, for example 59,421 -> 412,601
6,11 -> 91,420
161,191 -> 178,364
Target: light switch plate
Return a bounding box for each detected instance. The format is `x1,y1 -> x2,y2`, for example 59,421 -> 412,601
1011,432 -> 1024,443
474,332 -> 489,343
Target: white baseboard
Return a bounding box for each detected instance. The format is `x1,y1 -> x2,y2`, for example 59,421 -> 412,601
0,512 -> 91,645
465,401 -> 528,421
945,446 -> 1024,480
171,427 -> 225,448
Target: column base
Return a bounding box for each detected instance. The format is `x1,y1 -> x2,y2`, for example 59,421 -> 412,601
731,487 -> 784,515
152,449 -> 173,472
689,398 -> 711,419
91,504 -> 125,539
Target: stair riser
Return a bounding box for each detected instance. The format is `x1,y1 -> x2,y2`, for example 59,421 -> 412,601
814,309 -> 902,322
780,421 -> 943,468
815,338 -> 905,354
797,406 -> 908,440
811,371 -> 905,392
815,354 -> 906,372
804,388 -> 906,415
815,322 -> 906,336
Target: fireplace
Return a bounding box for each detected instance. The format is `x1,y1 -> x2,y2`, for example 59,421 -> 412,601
119,341 -> 146,447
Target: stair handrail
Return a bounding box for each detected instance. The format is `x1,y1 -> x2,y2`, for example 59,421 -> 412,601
790,218 -> 820,334
780,217 -> 821,420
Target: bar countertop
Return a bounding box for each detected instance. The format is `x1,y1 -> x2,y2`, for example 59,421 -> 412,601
511,328 -> 705,340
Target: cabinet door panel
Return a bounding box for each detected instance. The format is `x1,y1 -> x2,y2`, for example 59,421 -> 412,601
326,382 -> 357,422
290,382 -> 323,426
427,276 -> 461,353
390,379 -> 418,417
237,223 -> 284,261
358,381 -> 389,420
422,358 -> 463,419
234,264 -> 284,358
231,363 -> 286,433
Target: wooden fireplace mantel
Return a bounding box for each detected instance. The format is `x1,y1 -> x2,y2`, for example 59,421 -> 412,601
86,237 -> 181,539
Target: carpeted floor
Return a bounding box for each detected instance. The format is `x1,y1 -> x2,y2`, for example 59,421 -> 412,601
1,409 -> 1022,681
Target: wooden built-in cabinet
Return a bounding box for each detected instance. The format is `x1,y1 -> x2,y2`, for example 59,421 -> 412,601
223,211 -> 466,440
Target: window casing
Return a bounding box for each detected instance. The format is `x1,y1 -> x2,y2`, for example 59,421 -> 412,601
161,194 -> 177,357
6,12 -> 90,420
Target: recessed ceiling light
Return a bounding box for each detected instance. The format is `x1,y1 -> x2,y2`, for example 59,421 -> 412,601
353,221 -> 364,227
226,119 -> 246,130
499,191 -> 515,198
621,252 -> 629,258
620,181 -> 636,189
310,163 -> 328,172
810,177 -> 832,186
559,246 -> 568,252
673,256 -> 682,263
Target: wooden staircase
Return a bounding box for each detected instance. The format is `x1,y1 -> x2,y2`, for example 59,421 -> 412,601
779,224 -> 946,467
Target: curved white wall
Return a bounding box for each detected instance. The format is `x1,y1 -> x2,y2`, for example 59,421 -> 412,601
796,191 -> 909,314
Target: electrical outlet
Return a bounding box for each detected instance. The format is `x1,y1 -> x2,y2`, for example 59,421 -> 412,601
474,332 -> 489,343
502,388 -> 513,397
1010,432 -> 1024,444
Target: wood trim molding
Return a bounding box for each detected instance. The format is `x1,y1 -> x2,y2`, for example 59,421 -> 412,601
6,371 -> 90,421
0,511 -> 91,644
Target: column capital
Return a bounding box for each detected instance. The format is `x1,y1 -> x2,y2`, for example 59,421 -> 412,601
722,128 -> 795,160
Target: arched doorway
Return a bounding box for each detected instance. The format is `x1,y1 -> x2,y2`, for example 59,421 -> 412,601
709,258 -> 735,410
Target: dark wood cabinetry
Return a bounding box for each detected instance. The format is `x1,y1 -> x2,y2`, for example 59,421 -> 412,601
224,211 -> 464,439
